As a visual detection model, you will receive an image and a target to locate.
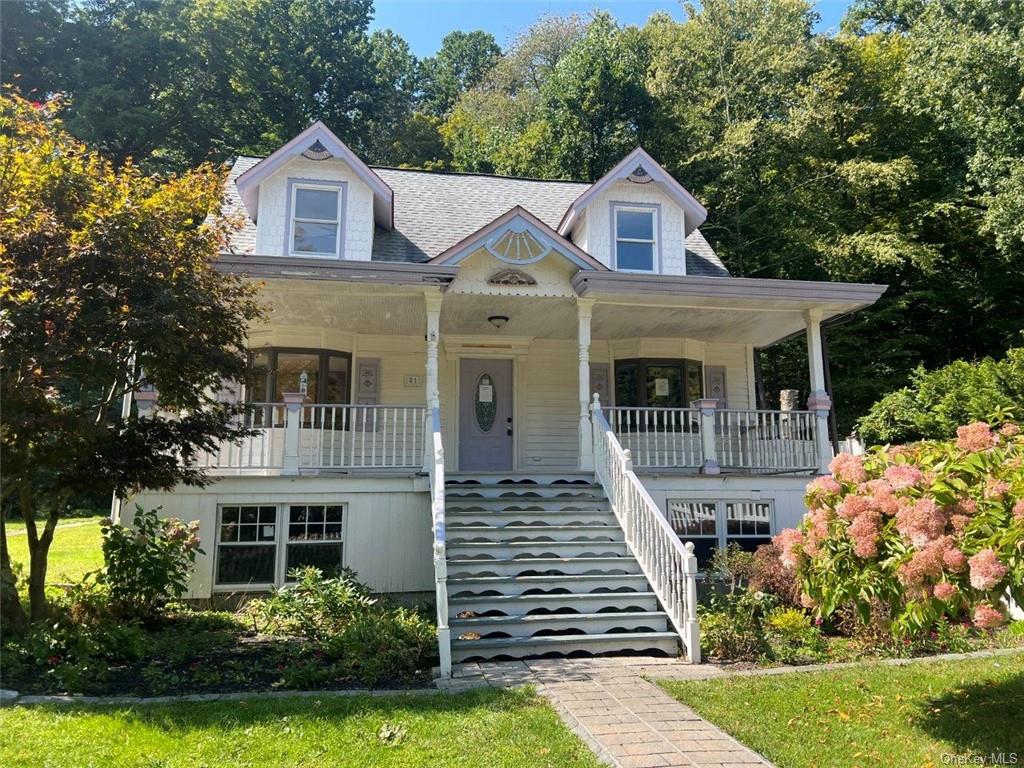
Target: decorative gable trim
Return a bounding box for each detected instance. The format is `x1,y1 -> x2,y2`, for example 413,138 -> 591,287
235,121 -> 394,229
429,206 -> 608,272
557,147 -> 707,238
488,269 -> 537,286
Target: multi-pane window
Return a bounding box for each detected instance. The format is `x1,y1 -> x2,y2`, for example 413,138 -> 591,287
216,506 -> 278,585
615,359 -> 704,410
614,206 -> 657,272
215,503 -> 346,588
290,183 -> 342,257
286,505 -> 344,577
667,499 -> 775,568
247,348 -> 351,410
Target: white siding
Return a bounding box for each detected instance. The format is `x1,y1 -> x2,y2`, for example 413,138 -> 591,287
704,343 -> 756,408
131,476 -> 432,599
580,180 -> 688,275
521,340 -> 580,470
254,157 -> 375,261
638,474 -> 811,533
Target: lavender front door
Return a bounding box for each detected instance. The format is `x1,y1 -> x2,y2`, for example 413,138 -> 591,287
459,358 -> 514,471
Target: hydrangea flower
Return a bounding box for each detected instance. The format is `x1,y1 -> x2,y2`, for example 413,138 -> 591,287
895,497 -> 947,547
884,464 -> 924,491
972,603 -> 1006,629
968,549 -> 1008,591
848,510 -> 882,558
830,453 -> 867,484
956,422 -> 997,452
933,582 -> 958,601
773,528 -> 804,569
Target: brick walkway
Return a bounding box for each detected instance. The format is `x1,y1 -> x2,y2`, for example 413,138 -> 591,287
439,657 -> 771,768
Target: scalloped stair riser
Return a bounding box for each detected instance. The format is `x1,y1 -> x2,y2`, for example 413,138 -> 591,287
444,475 -> 679,662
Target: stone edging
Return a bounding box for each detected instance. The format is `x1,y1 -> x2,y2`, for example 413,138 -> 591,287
1,686 -> 443,708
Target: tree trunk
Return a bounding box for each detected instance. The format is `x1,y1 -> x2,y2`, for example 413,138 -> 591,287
0,512 -> 27,633
21,487 -> 66,623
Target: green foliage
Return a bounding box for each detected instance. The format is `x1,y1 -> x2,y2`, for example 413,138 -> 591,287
95,507 -> 202,618
0,92 -> 263,624
857,349 -> 1024,445
764,608 -> 827,663
246,567 -> 436,686
418,30 -> 501,118
698,590 -> 776,662
783,424 -> 1024,637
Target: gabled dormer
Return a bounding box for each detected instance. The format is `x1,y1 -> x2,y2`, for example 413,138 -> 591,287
234,122 -> 393,261
558,148 -> 707,276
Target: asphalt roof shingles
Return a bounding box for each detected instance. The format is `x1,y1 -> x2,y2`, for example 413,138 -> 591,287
222,156 -> 729,277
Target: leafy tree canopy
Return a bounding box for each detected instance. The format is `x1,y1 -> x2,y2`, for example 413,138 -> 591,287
0,94 -> 263,626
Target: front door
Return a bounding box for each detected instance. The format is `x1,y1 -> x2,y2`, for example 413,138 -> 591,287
459,358 -> 514,471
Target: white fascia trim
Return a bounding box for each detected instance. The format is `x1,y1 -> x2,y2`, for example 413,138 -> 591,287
235,121 -> 394,229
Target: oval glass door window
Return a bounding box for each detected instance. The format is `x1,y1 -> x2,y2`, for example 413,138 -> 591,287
475,374 -> 497,432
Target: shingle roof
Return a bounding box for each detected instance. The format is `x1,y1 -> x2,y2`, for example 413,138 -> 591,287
222,157 -> 728,276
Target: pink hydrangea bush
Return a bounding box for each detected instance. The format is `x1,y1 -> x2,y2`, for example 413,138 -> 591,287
773,421 -> 1023,635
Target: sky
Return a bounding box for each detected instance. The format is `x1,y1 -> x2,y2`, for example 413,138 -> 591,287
369,0 -> 855,58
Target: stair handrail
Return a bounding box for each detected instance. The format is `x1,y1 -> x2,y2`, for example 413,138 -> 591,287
590,394 -> 701,663
426,406 -> 452,678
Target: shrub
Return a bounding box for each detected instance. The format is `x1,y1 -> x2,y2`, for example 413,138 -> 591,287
748,543 -> 803,607
698,590 -> 775,662
775,422 -> 1024,637
764,608 -> 826,663
247,566 -> 436,685
96,506 -> 202,618
856,348 -> 1024,445
707,543 -> 757,595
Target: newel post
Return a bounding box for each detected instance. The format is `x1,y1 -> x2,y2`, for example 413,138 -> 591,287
682,541 -> 701,664
808,392 -> 833,475
282,392 -> 304,475
693,398 -> 720,475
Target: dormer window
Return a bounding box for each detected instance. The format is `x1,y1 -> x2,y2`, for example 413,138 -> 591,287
288,180 -> 345,258
613,204 -> 658,272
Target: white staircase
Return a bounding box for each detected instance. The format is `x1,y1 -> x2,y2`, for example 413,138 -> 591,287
442,474 -> 680,663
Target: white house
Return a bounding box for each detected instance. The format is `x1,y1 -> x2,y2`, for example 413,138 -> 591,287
127,122 -> 886,672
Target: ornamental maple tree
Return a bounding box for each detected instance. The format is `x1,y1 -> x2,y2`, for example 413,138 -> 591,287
0,94 -> 263,627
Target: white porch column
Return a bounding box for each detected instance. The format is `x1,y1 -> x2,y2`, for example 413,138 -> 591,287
425,292 -> 443,411
693,398 -> 721,475
804,308 -> 832,474
577,298 -> 595,471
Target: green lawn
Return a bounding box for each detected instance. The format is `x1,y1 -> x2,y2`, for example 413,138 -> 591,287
5,517 -> 105,584
659,652 -> 1024,767
0,688 -> 600,768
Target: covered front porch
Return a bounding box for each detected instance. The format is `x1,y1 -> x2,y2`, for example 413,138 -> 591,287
186,257 -> 884,478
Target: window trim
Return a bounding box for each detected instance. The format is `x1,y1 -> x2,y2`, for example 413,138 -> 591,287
666,498 -> 776,571
247,347 -> 352,406
610,202 -> 660,273
614,357 -> 704,409
285,178 -> 346,259
213,502 -> 348,591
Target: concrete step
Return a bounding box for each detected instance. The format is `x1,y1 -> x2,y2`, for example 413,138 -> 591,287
450,631 -> 680,662
445,498 -> 608,512
447,573 -> 651,597
447,556 -> 644,578
450,611 -> 671,639
445,540 -> 630,559
448,591 -> 661,617
446,524 -> 626,544
445,509 -> 616,527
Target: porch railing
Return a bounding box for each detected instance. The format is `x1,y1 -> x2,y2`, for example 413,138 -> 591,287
714,408 -> 818,473
194,403 -> 287,472
605,401 -> 828,475
298,404 -> 425,470
425,407 -> 451,678
194,402 -> 426,473
591,396 -> 701,663
606,407 -> 702,469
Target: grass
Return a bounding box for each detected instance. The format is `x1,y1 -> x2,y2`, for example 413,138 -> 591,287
5,516 -> 105,584
659,652 -> 1024,767
0,688 -> 601,768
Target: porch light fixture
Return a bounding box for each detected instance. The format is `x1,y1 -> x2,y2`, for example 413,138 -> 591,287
487,315 -> 509,329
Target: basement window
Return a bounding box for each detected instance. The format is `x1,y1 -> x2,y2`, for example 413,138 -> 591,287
214,503 -> 347,589
666,499 -> 775,569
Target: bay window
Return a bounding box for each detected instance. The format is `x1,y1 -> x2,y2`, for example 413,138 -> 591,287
248,348 -> 351,406
614,358 -> 704,410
